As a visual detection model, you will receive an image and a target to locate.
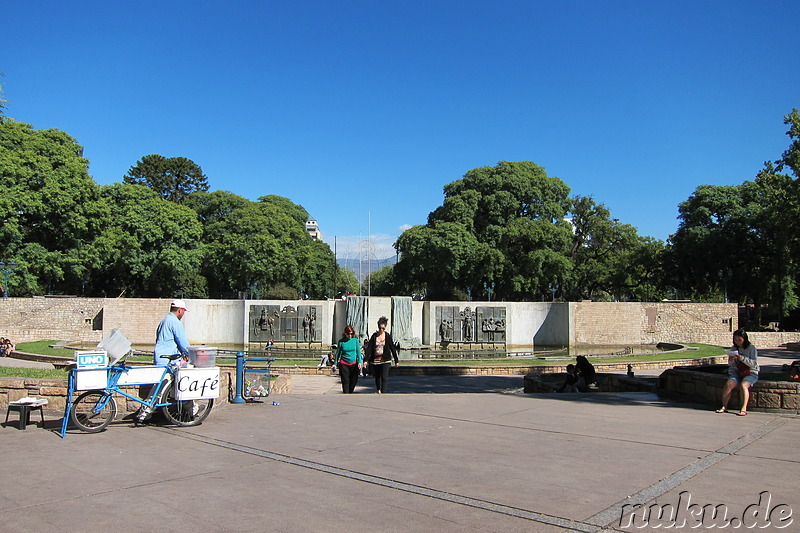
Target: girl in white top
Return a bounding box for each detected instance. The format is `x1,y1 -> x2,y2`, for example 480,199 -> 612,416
716,329 -> 758,416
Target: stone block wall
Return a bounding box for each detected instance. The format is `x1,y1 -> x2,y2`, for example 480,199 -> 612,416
523,373 -> 658,394
0,297 -> 105,344
102,298 -> 175,346
8,296 -> 800,351
571,302 -> 737,347
0,369 -> 235,417
658,368 -> 800,412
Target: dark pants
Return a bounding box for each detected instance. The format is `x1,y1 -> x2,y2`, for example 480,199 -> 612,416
373,363 -> 391,392
338,363 -> 359,393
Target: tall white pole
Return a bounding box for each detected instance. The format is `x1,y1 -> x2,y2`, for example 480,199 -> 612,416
368,211 -> 371,297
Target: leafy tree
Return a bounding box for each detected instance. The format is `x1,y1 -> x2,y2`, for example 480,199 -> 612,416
258,194 -> 310,226
669,110 -> 800,326
94,183 -> 206,297
0,120 -> 110,295
124,154 -> 209,204
777,108 -> 800,178
333,265 -> 359,297
363,264 -> 397,296
498,216 -> 571,300
396,161 -> 573,300
184,189 -> 251,224
188,191 -> 335,299
395,222 -> 498,300
565,196 -> 666,301
396,161 -> 661,301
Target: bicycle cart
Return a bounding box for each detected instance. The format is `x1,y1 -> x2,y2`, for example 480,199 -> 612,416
60,348 -> 218,438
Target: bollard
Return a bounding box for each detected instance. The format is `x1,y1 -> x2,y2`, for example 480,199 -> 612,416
231,351 -> 246,404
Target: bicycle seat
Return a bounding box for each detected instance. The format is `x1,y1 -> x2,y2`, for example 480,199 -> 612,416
159,354 -> 183,361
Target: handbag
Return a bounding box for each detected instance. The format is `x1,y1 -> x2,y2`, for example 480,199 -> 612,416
736,360 -> 751,378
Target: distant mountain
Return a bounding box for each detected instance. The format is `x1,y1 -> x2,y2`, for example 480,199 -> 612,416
337,256 -> 396,283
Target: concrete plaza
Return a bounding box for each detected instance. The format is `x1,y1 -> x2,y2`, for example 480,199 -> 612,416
1,354 -> 799,532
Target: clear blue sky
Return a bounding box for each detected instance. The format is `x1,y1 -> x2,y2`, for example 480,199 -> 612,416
4,1 -> 798,259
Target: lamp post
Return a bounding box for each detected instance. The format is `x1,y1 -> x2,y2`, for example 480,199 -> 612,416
0,262 -> 16,298
483,281 -> 495,302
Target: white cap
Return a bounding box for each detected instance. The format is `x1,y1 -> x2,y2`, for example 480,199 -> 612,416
170,299 -> 188,311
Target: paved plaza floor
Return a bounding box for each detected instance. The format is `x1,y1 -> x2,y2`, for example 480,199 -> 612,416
1,349 -> 799,532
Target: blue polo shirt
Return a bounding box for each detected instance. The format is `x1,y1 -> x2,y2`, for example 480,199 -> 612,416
153,312 -> 190,365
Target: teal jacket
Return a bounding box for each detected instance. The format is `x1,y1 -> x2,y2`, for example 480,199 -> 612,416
335,337 -> 363,365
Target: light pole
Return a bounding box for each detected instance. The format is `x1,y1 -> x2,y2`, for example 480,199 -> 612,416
483,281 -> 495,302
0,262 -> 16,298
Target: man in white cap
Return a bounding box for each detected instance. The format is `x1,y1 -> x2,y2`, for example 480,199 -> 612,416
153,299 -> 191,366
138,300 -> 193,423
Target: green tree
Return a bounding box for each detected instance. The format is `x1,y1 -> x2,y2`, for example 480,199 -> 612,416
669,110 -> 800,326
94,183 -> 206,297
124,154 -> 209,204
0,120 -> 110,295
395,222 -> 498,300
565,196 -> 665,301
334,266 -> 359,297
396,161 -> 573,300
188,191 -> 334,299
258,194 -> 310,226
364,264 -> 397,296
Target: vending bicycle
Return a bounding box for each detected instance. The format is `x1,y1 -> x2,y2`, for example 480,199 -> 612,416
68,354 -> 215,433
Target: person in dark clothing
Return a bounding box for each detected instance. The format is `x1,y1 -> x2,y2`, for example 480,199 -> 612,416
365,316 -> 400,394
556,364 -> 579,393
575,355 -> 597,391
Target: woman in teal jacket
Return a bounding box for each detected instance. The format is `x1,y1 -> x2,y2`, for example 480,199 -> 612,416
334,325 -> 363,393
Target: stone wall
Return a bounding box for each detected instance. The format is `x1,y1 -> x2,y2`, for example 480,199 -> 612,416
523,373 -> 658,394
658,367 -> 800,412
6,296 -> 800,350
0,297 -> 104,344
747,332 -> 800,349
0,368 -> 235,417
571,302 -> 737,347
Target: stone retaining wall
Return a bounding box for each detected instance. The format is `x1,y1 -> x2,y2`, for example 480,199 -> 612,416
275,356 -> 728,376
0,296 -> 749,349
658,367 -> 800,413
523,373 -> 658,394
0,369 -> 236,417
0,297 -> 105,344
572,301 -> 738,346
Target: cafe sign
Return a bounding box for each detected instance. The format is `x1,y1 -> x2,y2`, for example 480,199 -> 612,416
175,367 -> 220,400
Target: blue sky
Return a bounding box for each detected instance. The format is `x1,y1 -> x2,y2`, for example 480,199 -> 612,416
4,1 -> 798,260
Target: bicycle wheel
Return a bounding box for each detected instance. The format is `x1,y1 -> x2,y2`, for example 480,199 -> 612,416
70,391 -> 117,432
159,381 -> 214,426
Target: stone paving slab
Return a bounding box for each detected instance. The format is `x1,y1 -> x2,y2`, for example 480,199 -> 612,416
2,353 -> 800,532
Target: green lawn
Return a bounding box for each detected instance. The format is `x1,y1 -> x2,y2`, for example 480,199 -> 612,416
0,367 -> 68,379
5,341 -> 728,378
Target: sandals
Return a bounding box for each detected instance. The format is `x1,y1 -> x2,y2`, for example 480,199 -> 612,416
715,408 -> 748,416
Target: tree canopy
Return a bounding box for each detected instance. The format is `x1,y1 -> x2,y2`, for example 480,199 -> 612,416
124,154 -> 209,204
4,102 -> 800,331
395,161 -> 662,301
0,120 -> 335,299
668,108 -> 800,327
